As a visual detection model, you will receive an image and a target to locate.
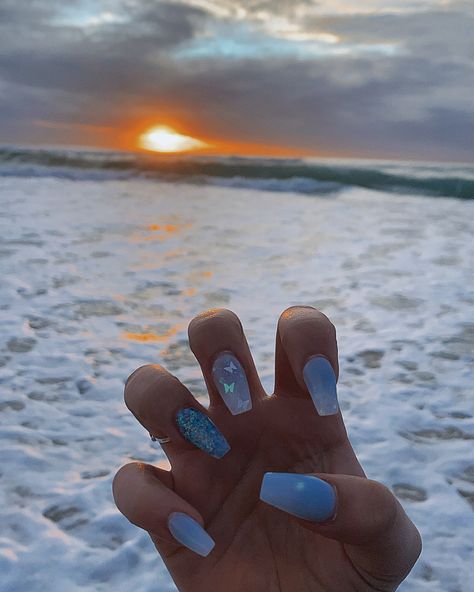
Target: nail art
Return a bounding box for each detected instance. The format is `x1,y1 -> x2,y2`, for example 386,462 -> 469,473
168,512 -> 215,557
303,355 -> 338,416
260,473 -> 336,522
176,407 -> 230,458
212,352 -> 252,415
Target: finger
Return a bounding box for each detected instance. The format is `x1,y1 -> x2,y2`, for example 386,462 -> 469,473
274,306 -> 339,416
270,306 -> 355,461
113,462 -> 215,558
125,364 -> 230,461
260,472 -> 422,587
188,308 -> 266,416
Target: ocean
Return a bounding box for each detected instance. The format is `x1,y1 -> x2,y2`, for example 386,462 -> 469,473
0,147 -> 473,591
1,146 -> 474,199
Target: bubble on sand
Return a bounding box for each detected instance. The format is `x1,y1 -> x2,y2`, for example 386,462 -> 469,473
457,490 -> 474,509
430,350 -> 460,361
393,483 -> 428,502
392,372 -> 414,384
7,337 -> 36,353
432,255 -> 461,266
0,248 -> 15,258
456,466 -> 474,484
371,293 -> 423,311
43,505 -> 88,531
76,300 -> 125,318
76,378 -> 94,394
27,316 -> 52,330
81,469 -> 109,480
345,366 -> 364,376
441,323 -> 474,358
353,318 -> 376,333
6,237 -> 44,247
397,360 -> 418,371
350,349 -> 385,369
52,274 -> 80,289
13,485 -> 37,499
400,427 -> 474,442
0,400 -> 25,411
414,371 -> 437,384
35,376 -> 70,385
419,562 -> 436,582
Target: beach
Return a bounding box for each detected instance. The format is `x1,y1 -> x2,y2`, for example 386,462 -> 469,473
0,155 -> 473,591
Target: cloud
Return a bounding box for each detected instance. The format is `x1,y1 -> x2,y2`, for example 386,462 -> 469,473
0,0 -> 472,161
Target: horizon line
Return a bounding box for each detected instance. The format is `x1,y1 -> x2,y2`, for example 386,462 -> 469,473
1,142 -> 473,167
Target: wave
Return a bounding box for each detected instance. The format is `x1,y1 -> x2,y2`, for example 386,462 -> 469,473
1,146 -> 473,199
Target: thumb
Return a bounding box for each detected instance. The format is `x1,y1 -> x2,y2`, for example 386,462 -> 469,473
260,472 -> 422,587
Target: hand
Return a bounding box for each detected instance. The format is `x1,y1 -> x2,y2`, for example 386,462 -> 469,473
113,307 -> 421,591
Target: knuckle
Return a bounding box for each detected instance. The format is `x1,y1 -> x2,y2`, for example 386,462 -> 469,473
366,479 -> 399,532
188,308 -> 243,346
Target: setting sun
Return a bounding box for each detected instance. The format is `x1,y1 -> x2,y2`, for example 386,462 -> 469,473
139,125 -> 209,153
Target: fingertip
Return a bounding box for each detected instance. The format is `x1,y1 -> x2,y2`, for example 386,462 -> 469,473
275,306 -> 339,401
112,462 -> 148,521
188,308 -> 243,348
125,364 -> 149,388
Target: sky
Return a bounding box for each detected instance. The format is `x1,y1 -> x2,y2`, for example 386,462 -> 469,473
0,0 -> 473,161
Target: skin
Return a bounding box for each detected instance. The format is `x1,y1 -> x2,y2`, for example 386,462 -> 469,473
113,306 -> 422,592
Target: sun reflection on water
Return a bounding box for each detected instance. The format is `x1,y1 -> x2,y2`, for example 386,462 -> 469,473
121,323 -> 185,343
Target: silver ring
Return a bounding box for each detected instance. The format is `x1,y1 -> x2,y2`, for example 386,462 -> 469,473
150,433 -> 171,444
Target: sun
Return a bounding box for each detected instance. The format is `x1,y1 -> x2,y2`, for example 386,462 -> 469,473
139,125 -> 209,153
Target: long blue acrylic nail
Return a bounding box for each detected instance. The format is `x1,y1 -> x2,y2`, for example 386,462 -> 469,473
212,352 -> 252,415
260,473 -> 336,522
176,408 -> 230,458
168,512 -> 215,557
303,355 -> 339,416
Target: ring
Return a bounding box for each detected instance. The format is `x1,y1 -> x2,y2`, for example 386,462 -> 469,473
150,433 -> 171,444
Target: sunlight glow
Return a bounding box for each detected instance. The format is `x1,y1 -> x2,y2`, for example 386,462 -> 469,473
139,125 -> 209,153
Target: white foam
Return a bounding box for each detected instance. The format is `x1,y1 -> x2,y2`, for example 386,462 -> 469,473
0,178 -> 473,591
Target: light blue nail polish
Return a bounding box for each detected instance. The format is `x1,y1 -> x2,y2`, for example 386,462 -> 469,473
168,512 -> 215,557
212,352 -> 252,415
260,473 -> 336,522
303,356 -> 338,416
176,408 -> 230,458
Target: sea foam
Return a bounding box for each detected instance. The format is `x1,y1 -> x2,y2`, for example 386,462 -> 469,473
0,176 -> 473,591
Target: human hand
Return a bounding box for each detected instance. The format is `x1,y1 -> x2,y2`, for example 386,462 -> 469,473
113,307 -> 421,591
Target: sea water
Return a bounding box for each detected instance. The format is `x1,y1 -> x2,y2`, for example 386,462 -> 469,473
0,150 -> 473,591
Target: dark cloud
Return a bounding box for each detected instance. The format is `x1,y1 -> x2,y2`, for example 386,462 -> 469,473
0,0 -> 472,161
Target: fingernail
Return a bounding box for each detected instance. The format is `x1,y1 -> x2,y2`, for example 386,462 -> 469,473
303,356 -> 338,416
168,512 -> 215,557
260,473 -> 336,522
212,352 -> 252,415
176,408 -> 230,458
